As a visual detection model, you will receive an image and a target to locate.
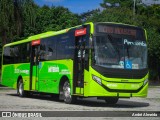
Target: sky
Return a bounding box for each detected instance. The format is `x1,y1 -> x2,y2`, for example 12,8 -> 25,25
142,0 -> 160,5
34,0 -> 160,14
34,0 -> 103,14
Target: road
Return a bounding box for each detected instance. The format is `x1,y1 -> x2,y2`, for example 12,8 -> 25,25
0,86 -> 160,119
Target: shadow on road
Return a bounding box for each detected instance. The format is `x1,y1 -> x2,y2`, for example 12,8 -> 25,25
7,93 -> 149,108
75,99 -> 149,108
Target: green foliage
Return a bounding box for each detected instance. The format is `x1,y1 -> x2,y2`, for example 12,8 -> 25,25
86,7 -> 133,24
0,0 -> 81,44
22,0 -> 38,38
0,0 -> 15,44
35,6 -> 81,33
21,3 -> 81,38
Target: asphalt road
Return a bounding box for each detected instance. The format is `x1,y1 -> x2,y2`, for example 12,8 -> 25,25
0,86 -> 160,119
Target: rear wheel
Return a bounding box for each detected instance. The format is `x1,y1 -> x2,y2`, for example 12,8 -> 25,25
63,81 -> 76,104
105,97 -> 119,104
17,79 -> 27,97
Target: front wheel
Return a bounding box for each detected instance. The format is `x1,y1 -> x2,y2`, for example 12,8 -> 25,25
63,81 -> 76,104
105,97 -> 119,104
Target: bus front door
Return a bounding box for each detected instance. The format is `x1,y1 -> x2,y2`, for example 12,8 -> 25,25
30,45 -> 39,91
73,36 -> 86,94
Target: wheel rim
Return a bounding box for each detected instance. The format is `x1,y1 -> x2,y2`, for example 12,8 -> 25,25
19,82 -> 23,95
63,82 -> 71,101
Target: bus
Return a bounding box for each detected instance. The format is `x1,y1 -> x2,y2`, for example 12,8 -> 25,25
1,22 -> 148,104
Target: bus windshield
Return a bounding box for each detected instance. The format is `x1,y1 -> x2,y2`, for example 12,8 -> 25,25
93,34 -> 147,69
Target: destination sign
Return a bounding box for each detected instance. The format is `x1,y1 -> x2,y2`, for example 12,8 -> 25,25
97,25 -> 137,36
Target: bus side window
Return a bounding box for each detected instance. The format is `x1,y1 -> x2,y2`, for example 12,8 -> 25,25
39,37 -> 56,61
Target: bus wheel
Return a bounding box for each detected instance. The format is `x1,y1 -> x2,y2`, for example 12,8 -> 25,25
105,97 -> 119,104
63,81 -> 76,104
17,80 -> 26,97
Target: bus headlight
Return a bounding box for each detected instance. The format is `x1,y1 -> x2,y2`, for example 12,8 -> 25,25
92,75 -> 102,85
143,78 -> 148,86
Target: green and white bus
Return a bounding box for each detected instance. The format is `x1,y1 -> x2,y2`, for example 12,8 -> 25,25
1,22 -> 148,104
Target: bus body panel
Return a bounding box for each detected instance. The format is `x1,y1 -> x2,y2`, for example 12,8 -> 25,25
38,59 -> 73,93
1,22 -> 148,100
1,60 -> 74,94
2,63 -> 30,90
83,66 -> 148,97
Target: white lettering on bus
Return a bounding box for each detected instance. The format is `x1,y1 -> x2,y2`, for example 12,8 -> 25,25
48,66 -> 59,73
124,39 -> 146,46
60,69 -> 70,74
14,69 -> 29,74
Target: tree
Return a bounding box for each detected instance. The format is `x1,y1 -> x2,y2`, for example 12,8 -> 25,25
0,0 -> 24,44
0,1 -> 81,46
21,0 -> 38,38
0,0 -> 14,45
35,6 -> 81,33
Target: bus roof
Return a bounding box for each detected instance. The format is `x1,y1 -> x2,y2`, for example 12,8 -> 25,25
4,22 -> 94,47
3,22 -> 143,47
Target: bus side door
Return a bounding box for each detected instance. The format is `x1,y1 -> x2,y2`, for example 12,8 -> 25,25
30,40 -> 40,91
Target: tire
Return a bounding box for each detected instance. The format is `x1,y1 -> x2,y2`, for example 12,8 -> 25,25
105,97 -> 119,104
63,81 -> 76,104
17,79 -> 27,97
